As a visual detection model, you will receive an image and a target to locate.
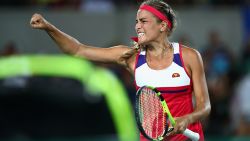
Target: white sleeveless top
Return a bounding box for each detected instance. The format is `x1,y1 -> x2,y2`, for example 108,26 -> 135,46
135,42 -> 191,88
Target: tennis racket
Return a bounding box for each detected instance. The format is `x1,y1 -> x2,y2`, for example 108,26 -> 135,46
135,86 -> 200,141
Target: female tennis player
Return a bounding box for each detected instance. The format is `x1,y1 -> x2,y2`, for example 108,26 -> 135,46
30,0 -> 211,140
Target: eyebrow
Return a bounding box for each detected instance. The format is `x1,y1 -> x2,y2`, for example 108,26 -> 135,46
139,18 -> 147,20
136,18 -> 147,21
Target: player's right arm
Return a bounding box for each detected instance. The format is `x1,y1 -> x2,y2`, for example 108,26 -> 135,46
30,13 -> 133,67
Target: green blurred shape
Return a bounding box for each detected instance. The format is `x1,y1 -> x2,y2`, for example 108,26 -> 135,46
0,55 -> 138,141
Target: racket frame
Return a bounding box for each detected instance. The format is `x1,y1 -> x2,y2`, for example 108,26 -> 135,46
135,86 -> 173,141
135,86 -> 200,141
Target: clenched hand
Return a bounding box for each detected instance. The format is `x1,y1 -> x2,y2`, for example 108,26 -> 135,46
30,13 -> 50,30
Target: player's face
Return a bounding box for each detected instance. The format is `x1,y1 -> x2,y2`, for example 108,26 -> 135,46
135,9 -> 162,45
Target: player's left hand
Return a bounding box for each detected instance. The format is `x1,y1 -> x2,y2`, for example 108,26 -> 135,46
168,116 -> 190,136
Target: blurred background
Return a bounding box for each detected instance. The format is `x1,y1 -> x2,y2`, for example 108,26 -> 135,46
1,0 -> 250,141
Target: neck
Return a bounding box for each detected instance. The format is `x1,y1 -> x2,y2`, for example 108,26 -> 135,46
146,40 -> 172,57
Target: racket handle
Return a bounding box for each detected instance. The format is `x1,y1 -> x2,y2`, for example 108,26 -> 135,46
183,129 -> 200,141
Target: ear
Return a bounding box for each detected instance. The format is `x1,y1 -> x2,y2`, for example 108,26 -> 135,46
160,22 -> 167,32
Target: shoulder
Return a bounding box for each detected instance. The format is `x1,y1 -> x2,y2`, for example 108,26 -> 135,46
114,45 -> 139,73
180,45 -> 204,72
109,45 -> 132,58
181,45 -> 202,62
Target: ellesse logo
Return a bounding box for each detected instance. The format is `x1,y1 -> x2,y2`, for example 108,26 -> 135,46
172,73 -> 180,78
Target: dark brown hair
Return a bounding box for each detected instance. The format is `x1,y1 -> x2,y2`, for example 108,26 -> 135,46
141,0 -> 177,36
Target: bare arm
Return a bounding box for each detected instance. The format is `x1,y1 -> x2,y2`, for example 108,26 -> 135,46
30,13 -> 133,67
185,48 -> 211,123
172,47 -> 211,134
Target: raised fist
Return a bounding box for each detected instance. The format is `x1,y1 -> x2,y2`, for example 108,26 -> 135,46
30,13 -> 50,30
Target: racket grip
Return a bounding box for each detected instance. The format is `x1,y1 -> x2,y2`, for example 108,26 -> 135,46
183,129 -> 200,141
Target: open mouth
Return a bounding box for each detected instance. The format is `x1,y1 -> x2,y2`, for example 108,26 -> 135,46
138,33 -> 145,39
138,32 -> 145,39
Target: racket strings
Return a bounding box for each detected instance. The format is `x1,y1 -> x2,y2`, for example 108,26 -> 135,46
139,88 -> 167,139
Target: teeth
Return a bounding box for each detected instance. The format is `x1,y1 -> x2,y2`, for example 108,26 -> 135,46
138,33 -> 145,38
